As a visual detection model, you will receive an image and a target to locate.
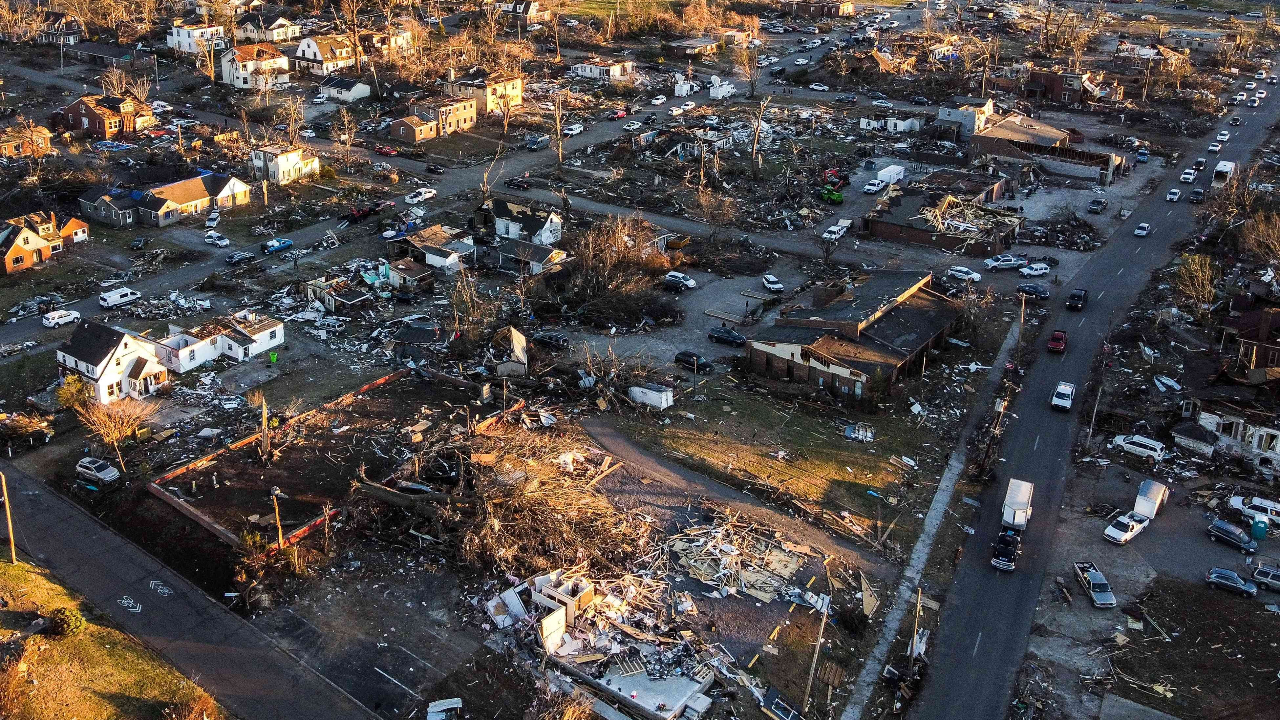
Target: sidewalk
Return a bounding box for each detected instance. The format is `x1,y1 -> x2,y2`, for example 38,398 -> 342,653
0,461 -> 376,720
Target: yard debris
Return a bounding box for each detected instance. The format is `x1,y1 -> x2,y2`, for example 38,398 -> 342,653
668,510 -> 805,603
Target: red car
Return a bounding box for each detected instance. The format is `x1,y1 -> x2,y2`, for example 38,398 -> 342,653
374,145 -> 398,156
1047,330 -> 1067,353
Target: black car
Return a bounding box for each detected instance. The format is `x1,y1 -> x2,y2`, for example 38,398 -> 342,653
129,236 -> 150,250
1206,567 -> 1258,597
865,91 -> 887,100
1016,283 -> 1050,300
675,350 -> 714,374
836,94 -> 858,103
1087,198 -> 1108,214
531,331 -> 571,350
1207,519 -> 1258,554
1230,116 -> 1242,126
505,177 -> 532,190
708,326 -> 747,347
225,251 -> 255,265
1192,157 -> 1207,170
423,163 -> 446,175
910,96 -> 929,105
661,276 -> 686,293
1065,288 -> 1088,311
1189,188 -> 1206,204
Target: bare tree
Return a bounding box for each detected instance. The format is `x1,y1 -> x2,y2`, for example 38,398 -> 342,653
195,37 -> 219,85
335,107 -> 358,168
734,46 -> 760,99
275,96 -> 306,147
12,115 -> 51,179
749,97 -> 770,179
1242,211 -> 1280,262
1175,253 -> 1218,319
74,398 -> 159,472
552,91 -> 565,165
101,67 -> 130,96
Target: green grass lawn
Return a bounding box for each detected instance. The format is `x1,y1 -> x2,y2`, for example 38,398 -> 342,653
0,562 -> 223,720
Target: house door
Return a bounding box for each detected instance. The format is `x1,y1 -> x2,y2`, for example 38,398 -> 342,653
243,347 -> 250,359
34,249 -> 43,263
81,116 -> 88,130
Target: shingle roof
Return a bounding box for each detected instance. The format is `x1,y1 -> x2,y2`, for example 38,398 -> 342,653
143,175 -> 235,211
60,320 -> 124,366
228,43 -> 285,62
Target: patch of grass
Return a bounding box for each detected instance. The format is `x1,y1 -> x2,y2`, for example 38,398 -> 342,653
0,562 -> 223,720
0,350 -> 57,408
619,376 -> 934,538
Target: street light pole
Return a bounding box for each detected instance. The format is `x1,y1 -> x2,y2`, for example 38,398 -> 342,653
1,471 -> 16,564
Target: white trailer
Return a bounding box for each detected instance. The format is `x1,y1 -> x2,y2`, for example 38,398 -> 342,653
876,164 -> 905,186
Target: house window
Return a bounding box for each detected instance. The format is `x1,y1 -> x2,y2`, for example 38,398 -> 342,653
210,338 -> 217,346
188,349 -> 195,360
11,256 -> 22,266
269,329 -> 277,340
116,358 -> 121,366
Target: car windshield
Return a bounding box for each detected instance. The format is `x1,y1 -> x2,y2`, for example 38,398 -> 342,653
1054,391 -> 1071,400
1110,518 -> 1134,532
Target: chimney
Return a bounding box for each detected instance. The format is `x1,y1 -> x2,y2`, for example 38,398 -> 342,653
447,67 -> 456,82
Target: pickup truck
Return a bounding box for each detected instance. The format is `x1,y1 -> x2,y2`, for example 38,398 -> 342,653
1073,562 -> 1117,608
1051,381 -> 1075,411
260,238 -> 293,254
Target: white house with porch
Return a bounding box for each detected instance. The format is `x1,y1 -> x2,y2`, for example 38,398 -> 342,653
56,321 -> 169,404
146,310 -> 285,374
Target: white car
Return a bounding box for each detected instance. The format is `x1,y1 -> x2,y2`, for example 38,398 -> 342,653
623,121 -> 642,131
1209,142 -> 1223,153
312,95 -> 327,105
669,107 -> 683,117
1103,511 -> 1149,545
983,254 -> 1027,270
1019,262 -> 1051,277
1110,434 -> 1166,461
1217,130 -> 1231,141
665,271 -> 696,289
205,211 -> 220,228
1133,223 -> 1151,237
862,179 -> 887,194
946,266 -> 981,283
762,275 -> 785,292
1180,169 -> 1197,183
1050,381 -> 1075,411
1257,70 -> 1268,79
75,457 -> 121,485
681,101 -> 696,110
1166,188 -> 1182,202
405,188 -> 437,204
1246,81 -> 1257,90
871,99 -> 894,110
1257,89 -> 1268,98
564,123 -> 584,136
299,129 -> 316,138
526,23 -> 543,31
1228,495 -> 1280,528
794,58 -> 810,66
42,309 -> 80,328
204,231 -> 230,247
651,95 -> 667,105
564,18 -> 579,27
809,83 -> 830,92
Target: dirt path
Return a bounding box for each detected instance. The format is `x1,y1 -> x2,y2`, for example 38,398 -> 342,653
581,417 -> 897,583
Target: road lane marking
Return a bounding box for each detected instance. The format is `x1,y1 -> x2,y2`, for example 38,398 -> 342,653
973,632 -> 982,657
1034,435 -> 1040,450
1080,317 -> 1086,327
1097,291 -> 1105,300
1117,268 -> 1125,276
1134,246 -> 1142,254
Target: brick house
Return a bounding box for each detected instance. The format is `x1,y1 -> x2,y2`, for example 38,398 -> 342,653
444,68 -> 523,115
0,124 -> 53,158
389,115 -> 438,144
62,93 -> 156,140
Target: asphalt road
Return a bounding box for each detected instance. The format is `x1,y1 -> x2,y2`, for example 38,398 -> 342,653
906,81 -> 1277,720
0,461 -> 376,720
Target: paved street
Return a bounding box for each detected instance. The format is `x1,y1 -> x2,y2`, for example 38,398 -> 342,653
903,71 -> 1278,720
0,461 -> 375,720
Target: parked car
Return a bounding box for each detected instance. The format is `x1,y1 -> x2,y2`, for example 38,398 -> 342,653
1166,188 -> 1182,202
871,99 -> 894,110
808,83 -> 830,92
665,271 -> 697,289
405,187 -> 437,204
661,276 -> 687,293
226,251 -> 255,265
204,231 -> 230,247
946,266 -> 981,283
1251,562 -> 1280,592
910,95 -> 929,105
681,101 -> 696,110
1065,288 -> 1088,310
76,457 -> 121,485
762,275 -> 785,292
862,179 -> 887,194
374,145 -> 398,156
1190,188 -> 1206,204
1104,511 -> 1150,545
1228,495 -> 1280,529
563,123 -> 584,136
708,326 -> 747,347
1111,434 -> 1166,461
1133,223 -> 1152,237
205,211 -> 220,228
1087,198 -> 1108,214
794,58 -> 810,66
623,121 -> 642,131
504,177 -> 531,190
312,95 -> 327,105
674,350 -> 714,374
42,309 -> 80,328
1047,330 -> 1067,353
299,129 -> 316,138
1207,519 -> 1259,554
1051,381 -> 1075,411
984,254 -> 1028,270
1205,567 -> 1258,597
1016,283 -> 1050,300
1019,262 -> 1051,277
423,164 -> 446,175
651,95 -> 667,105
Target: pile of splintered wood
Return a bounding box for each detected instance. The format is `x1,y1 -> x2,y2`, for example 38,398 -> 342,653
461,453 -> 652,578
667,509 -> 810,603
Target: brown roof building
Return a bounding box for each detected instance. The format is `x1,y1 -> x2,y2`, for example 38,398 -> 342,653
61,93 -> 155,140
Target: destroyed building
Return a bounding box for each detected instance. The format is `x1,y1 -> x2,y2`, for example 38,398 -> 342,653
747,271 -> 961,388
917,168 -> 1011,204
863,188 -> 1021,255
972,114 -> 1126,186
1180,386 -> 1280,473
389,224 -> 476,274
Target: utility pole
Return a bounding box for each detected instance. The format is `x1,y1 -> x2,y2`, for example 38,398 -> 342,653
908,587 -> 922,673
270,486 -> 284,549
1,471 -> 15,564
1088,385 -> 1103,445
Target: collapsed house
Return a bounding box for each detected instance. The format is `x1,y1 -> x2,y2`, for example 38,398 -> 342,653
863,188 -> 1022,256
1176,386 -> 1280,474
916,169 -> 1011,204
747,271 -> 961,389
972,114 -> 1126,186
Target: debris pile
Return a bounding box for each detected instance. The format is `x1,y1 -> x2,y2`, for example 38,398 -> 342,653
1019,213 -> 1104,251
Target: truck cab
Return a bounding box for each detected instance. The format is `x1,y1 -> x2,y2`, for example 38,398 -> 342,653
992,479 -> 1034,571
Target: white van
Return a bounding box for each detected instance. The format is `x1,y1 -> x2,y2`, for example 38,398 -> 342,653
1229,496 -> 1280,529
99,287 -> 142,308
1111,434 -> 1166,462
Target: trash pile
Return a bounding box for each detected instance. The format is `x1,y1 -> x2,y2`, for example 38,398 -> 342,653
1019,213 -> 1104,251
7,294 -> 66,319
667,513 -> 809,604
123,291 -> 212,320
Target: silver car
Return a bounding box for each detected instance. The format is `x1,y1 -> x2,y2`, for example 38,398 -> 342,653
76,457 -> 121,484
1205,567 -> 1258,598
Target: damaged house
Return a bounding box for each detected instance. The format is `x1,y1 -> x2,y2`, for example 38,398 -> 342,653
972,114 -> 1125,186
57,321 -> 169,404
1023,66 -> 1124,105
388,224 -> 475,276
863,188 -> 1022,256
917,169 -> 1011,204
145,310 -> 284,373
474,198 -> 562,246
747,271 -> 961,391
1176,387 -> 1280,473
